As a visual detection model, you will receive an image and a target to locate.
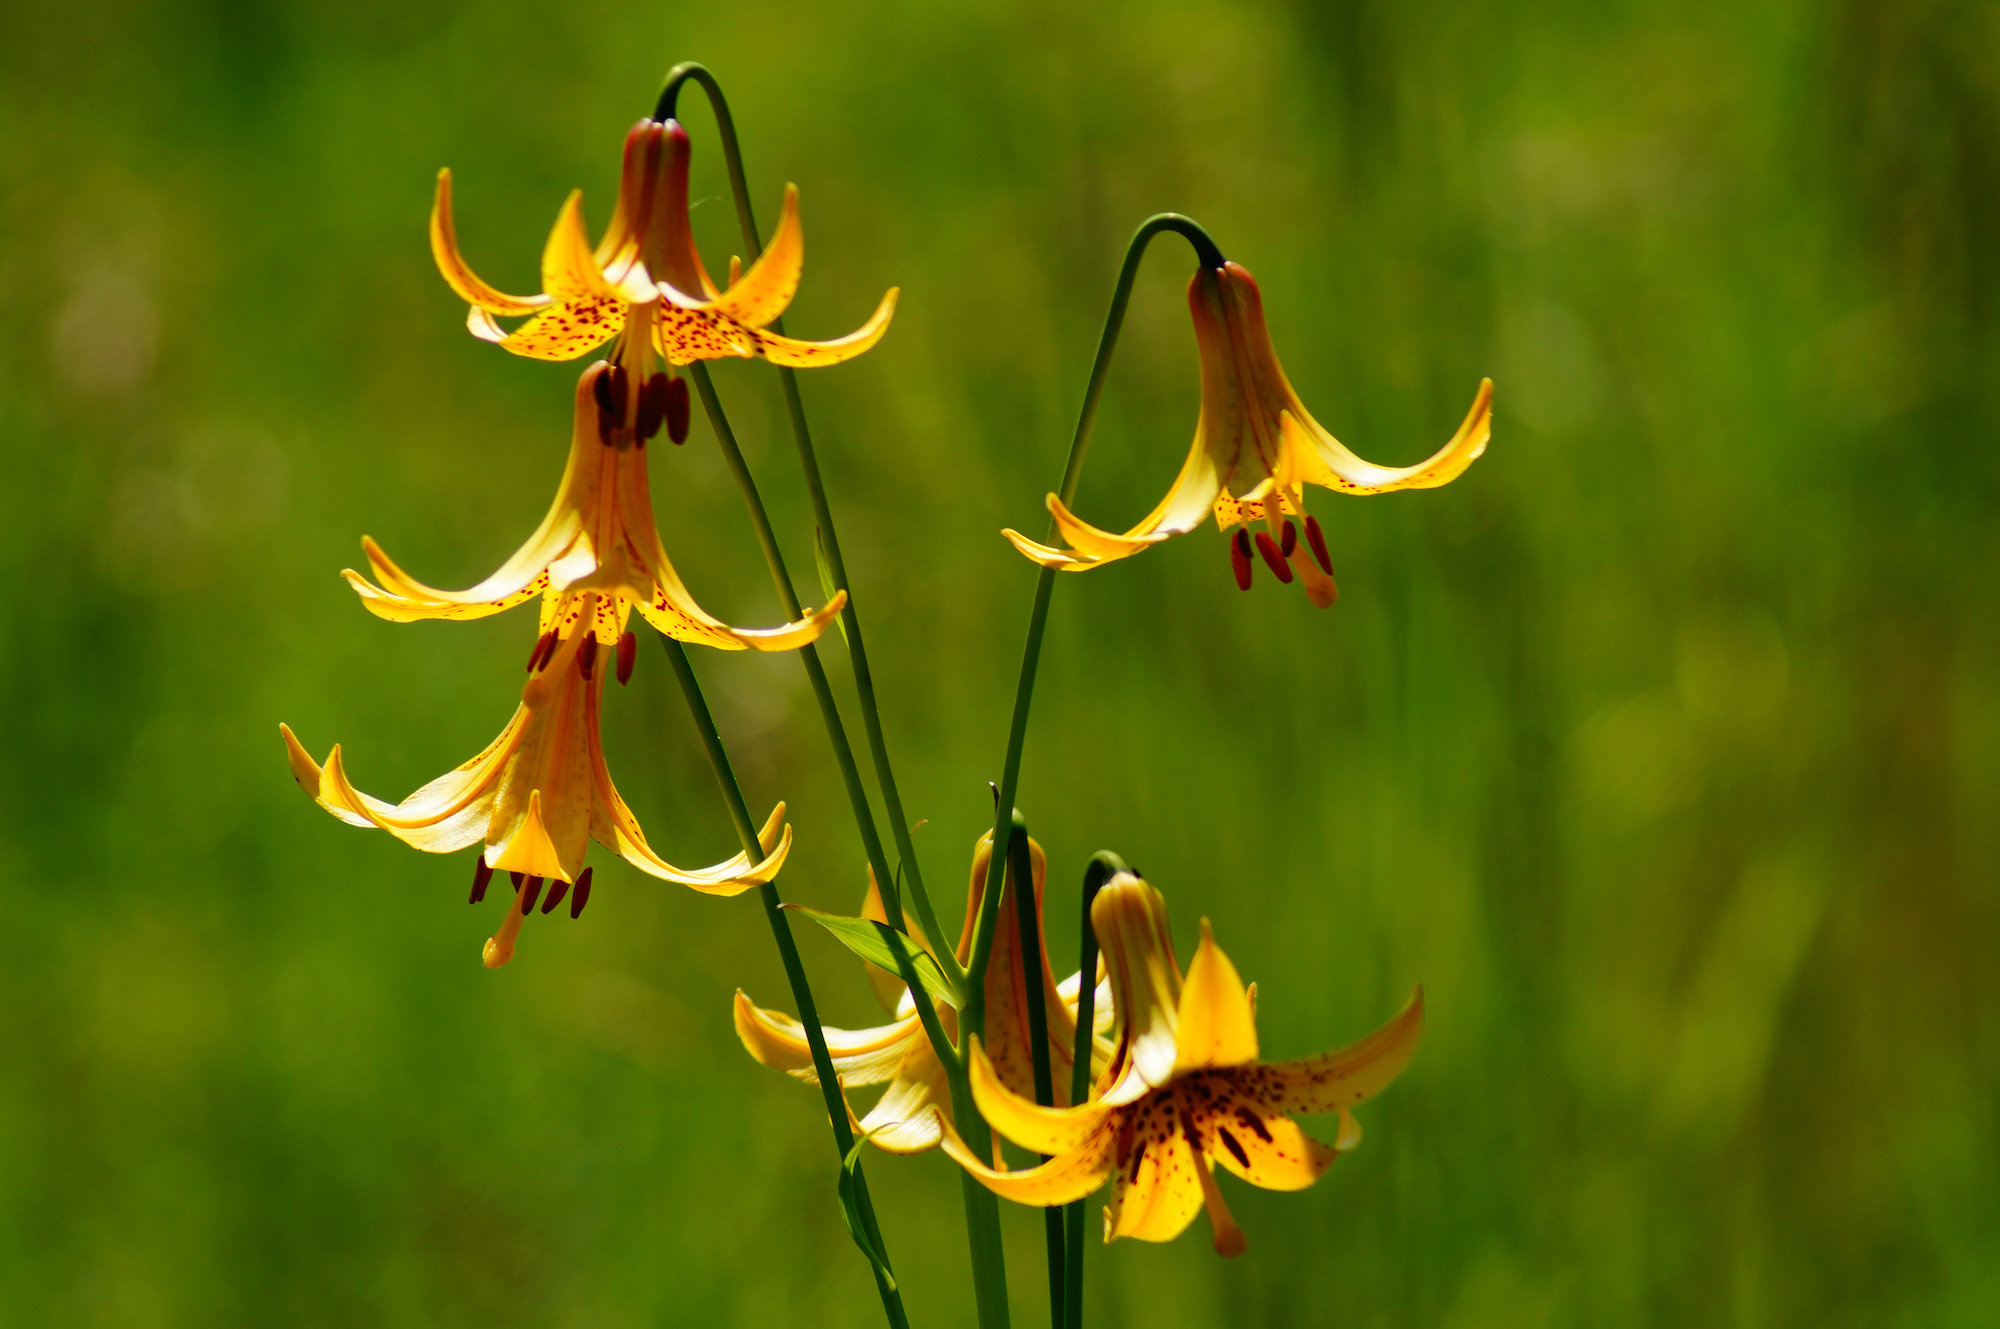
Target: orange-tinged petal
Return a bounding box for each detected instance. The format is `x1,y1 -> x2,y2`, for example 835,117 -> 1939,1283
495,295 -> 626,361
1173,920 -> 1259,1073
1258,987 -> 1425,1116
1203,1101 -> 1335,1192
746,287 -> 899,367
967,1037 -> 1113,1157
430,168 -> 548,316
540,190 -> 615,302
941,1118 -> 1117,1207
708,183 -> 803,328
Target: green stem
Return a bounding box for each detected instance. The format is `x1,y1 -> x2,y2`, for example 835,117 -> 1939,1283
1005,816 -> 1063,1327
688,363 -> 960,1066
654,631 -> 909,1329
659,62 -> 954,988
1063,852 -> 1125,1329
968,214 -> 1225,999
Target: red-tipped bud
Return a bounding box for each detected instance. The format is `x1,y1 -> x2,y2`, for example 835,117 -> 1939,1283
636,372 -> 670,443
1230,529 -> 1254,591
541,877 -> 571,914
616,630 -> 637,685
1304,515 -> 1333,575
570,867 -> 593,919
578,634 -> 600,681
1254,532 -> 1294,583
519,876 -> 544,915
665,375 -> 690,443
470,858 -> 494,905
526,630 -> 556,673
1280,519 -> 1297,557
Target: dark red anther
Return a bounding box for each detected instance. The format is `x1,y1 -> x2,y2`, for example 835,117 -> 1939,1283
1254,531 -> 1294,583
615,630 -> 637,685
592,364 -> 616,417
526,630 -> 556,673
636,372 -> 669,443
1280,519 -> 1297,557
1304,515 -> 1333,575
519,876 -> 544,915
605,365 -> 629,424
540,876 -> 571,914
470,859 -> 494,905
570,867 -> 593,919
1230,529 -> 1254,591
578,634 -> 599,681
509,871 -> 524,888
664,375 -> 690,444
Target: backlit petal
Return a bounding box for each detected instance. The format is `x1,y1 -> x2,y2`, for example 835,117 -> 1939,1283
967,1037 -> 1113,1157
430,169 -> 548,316
1104,1125 -> 1204,1244
1288,379 -> 1493,495
708,183 -> 803,328
1173,920 -> 1259,1073
1257,987 -> 1425,1116
733,990 -> 923,1085
540,190 -> 615,302
496,296 -> 625,361
941,1118 -> 1116,1207
746,287 -> 899,367
1203,1100 -> 1335,1192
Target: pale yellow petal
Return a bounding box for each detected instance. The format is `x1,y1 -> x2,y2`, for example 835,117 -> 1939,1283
1289,378 -> 1493,495
732,990 -> 923,1085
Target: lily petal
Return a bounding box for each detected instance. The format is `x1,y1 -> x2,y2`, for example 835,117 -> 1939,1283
541,190 -> 616,302
1172,920 -> 1259,1074
495,295 -> 627,362
940,1117 -> 1117,1208
1259,987 -> 1425,1116
1204,1104 -> 1335,1192
1104,1127 -> 1205,1244
430,169 -> 548,316
745,287 -> 900,368
733,990 -> 924,1085
708,183 -> 803,328
1290,379 -> 1493,495
966,1036 -> 1113,1157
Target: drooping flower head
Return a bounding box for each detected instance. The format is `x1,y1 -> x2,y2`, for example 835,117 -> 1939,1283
1006,260 -> 1492,607
279,589 -> 793,969
345,362 -> 845,652
432,117 -> 898,367
943,872 -> 1423,1257
735,831 -> 1113,1155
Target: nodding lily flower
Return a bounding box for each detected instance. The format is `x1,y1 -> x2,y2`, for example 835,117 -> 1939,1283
942,873 -> 1423,1257
432,116 -> 898,367
1005,260 -> 1493,607
278,591 -> 792,969
344,363 -> 846,652
735,832 -> 1114,1155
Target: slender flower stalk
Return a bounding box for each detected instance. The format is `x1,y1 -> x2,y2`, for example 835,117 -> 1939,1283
655,632 -> 910,1329
658,63 -> 947,979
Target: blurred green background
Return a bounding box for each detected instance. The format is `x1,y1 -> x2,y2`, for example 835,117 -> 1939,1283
4,0 -> 1996,1324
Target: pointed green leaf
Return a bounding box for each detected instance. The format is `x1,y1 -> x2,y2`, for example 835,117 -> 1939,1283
838,1133 -> 897,1290
787,904 -> 962,1009
814,526 -> 850,646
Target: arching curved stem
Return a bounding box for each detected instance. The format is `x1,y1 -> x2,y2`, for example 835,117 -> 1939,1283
657,63 -> 952,983
966,215 -> 1225,1008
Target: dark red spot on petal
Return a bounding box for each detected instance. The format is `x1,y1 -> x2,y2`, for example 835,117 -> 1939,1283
1216,1126 -> 1249,1169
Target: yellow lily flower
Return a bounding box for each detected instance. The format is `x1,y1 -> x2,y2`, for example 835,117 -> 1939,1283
343,362 -> 846,652
941,873 -> 1423,1257
1005,260 -> 1493,607
734,832 -> 1113,1155
432,116 -> 898,367
278,592 -> 792,968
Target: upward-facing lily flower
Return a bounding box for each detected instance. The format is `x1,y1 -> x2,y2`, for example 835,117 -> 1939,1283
734,832 -> 1113,1155
432,117 -> 898,367
279,591 -> 792,969
942,873 -> 1423,1257
345,363 -> 845,653
1005,260 -> 1492,607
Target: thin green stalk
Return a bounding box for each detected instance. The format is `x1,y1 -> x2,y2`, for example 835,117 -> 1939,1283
688,363 -> 960,1066
1063,852 -> 1126,1329
654,631 -> 908,1329
968,215 -> 1225,1000
658,62 -> 954,985
1005,817 -> 1064,1327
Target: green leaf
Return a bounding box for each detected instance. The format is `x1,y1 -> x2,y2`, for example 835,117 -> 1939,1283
788,905 -> 962,1009
814,526 -> 849,646
838,1133 -> 897,1291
